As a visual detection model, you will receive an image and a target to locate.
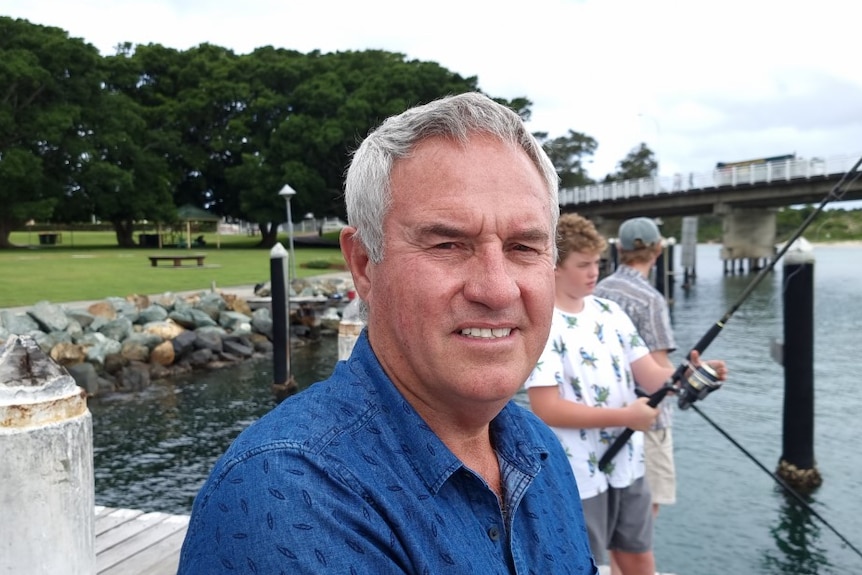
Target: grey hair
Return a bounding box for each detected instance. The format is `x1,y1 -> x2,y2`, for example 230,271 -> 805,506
344,92 -> 560,263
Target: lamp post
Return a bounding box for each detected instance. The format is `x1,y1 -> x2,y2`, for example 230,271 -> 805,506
278,184 -> 297,280
638,112 -> 661,177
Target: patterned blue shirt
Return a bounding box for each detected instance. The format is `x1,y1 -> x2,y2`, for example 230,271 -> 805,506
178,330 -> 598,574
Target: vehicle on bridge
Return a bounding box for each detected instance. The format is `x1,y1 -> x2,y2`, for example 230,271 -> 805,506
715,153 -> 824,186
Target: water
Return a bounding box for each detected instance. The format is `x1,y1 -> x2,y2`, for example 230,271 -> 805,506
89,244 -> 862,574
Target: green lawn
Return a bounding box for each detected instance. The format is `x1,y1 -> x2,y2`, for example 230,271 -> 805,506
1,231 -> 346,308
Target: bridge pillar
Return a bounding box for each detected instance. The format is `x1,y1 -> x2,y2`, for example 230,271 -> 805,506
719,207 -> 777,274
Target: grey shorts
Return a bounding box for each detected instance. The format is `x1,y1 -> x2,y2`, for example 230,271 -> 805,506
644,427 -> 677,505
581,477 -> 654,564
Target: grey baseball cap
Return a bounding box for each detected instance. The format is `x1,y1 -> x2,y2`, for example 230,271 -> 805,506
618,217 -> 661,250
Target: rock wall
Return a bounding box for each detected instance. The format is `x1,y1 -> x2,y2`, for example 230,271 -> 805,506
0,277 -> 353,397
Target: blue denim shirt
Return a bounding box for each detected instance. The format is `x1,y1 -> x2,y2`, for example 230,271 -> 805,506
178,330 -> 597,574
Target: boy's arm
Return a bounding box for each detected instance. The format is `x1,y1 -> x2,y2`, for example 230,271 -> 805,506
527,386 -> 657,432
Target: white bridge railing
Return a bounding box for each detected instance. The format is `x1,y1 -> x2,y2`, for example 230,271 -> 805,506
559,153 -> 861,206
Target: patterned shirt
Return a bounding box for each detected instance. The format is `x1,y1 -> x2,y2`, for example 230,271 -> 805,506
178,330 -> 598,574
595,264 -> 677,429
525,297 -> 649,499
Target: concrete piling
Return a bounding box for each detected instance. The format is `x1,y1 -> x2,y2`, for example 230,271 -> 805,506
0,334 -> 95,575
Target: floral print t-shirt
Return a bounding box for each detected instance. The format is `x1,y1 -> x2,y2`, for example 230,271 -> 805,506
526,295 -> 649,499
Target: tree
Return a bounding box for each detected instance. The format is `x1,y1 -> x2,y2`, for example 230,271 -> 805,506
0,17 -> 102,248
604,142 -> 657,182
224,48 -> 485,247
535,130 -> 598,188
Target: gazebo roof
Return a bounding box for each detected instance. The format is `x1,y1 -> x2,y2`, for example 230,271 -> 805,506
176,204 -> 220,222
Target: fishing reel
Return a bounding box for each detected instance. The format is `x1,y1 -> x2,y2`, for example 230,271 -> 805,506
677,363 -> 723,410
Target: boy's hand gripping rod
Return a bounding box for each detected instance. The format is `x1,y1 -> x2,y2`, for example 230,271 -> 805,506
598,154 -> 862,472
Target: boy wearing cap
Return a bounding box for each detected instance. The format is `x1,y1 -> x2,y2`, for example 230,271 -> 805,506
525,214 -> 726,574
594,217 -> 678,519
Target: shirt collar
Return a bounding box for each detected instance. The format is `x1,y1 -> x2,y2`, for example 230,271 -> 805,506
347,330 -> 549,494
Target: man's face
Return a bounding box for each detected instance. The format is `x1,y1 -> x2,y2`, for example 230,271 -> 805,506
355,134 -> 555,424
556,250 -> 602,300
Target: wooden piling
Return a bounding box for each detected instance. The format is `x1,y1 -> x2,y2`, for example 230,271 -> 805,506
777,242 -> 822,491
269,243 -> 297,402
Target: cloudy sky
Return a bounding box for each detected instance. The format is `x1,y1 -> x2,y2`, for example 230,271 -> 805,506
3,0 -> 861,181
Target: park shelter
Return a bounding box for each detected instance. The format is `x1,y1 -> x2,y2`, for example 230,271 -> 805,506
176,204 -> 221,249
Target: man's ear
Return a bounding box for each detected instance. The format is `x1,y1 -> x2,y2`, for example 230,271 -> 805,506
340,226 -> 372,300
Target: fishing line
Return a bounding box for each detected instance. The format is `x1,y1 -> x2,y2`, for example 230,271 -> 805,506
599,153 -> 862,471
690,404 -> 862,560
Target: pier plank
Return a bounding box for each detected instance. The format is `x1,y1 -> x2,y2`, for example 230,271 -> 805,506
95,508 -> 189,575
95,507 -> 145,537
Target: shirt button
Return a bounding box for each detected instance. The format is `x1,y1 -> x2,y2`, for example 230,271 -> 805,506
487,526 -> 501,541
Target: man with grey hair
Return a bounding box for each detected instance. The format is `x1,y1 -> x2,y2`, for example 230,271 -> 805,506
178,92 -> 598,574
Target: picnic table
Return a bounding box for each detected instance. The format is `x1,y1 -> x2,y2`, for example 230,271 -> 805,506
148,254 -> 206,268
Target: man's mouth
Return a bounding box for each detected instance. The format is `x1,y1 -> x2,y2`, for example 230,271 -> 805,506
460,327 -> 512,339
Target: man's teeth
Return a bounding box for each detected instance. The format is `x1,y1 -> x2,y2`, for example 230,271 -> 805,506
460,327 -> 511,338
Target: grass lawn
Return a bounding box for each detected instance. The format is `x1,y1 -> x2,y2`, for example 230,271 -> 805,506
0,231 -> 347,308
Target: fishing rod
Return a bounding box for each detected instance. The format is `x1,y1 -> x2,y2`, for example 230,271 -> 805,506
598,153 -> 862,472
690,404 -> 862,560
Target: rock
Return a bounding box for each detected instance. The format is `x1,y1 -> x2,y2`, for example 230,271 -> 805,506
251,308 -> 273,339
143,319 -> 185,340
187,348 -> 213,368
28,301 -> 70,332
193,330 -> 223,353
67,362 -> 100,396
120,340 -> 150,363
126,294 -> 150,310
87,301 -> 116,320
99,317 -> 133,342
103,353 -> 128,375
0,311 -> 41,335
171,330 -> 197,359
117,361 -> 150,391
138,305 -> 169,324
169,308 -> 217,330
218,311 -> 252,333
65,309 -> 95,329
49,342 -> 87,366
150,340 -> 175,366
223,337 -> 254,358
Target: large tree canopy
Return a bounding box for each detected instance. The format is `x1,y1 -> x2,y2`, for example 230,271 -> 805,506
0,17 -> 103,247
1,17 -> 638,249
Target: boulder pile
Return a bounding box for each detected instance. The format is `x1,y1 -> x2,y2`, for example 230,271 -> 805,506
0,276 -> 353,397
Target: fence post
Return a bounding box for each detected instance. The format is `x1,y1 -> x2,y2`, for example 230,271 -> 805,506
0,335 -> 95,574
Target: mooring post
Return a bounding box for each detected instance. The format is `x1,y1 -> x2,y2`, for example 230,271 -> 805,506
777,239 -> 822,491
0,335 -> 95,574
655,240 -> 675,304
270,242 -> 297,402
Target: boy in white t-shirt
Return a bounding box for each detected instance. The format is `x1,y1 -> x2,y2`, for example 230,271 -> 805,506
525,213 -> 725,575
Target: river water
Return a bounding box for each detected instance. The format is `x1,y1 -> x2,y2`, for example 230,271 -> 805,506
89,244 -> 862,575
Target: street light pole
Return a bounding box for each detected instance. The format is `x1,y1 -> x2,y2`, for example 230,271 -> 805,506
278,184 -> 297,280
638,112 -> 661,177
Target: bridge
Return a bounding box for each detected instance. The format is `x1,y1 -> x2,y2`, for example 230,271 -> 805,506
560,153 -> 862,271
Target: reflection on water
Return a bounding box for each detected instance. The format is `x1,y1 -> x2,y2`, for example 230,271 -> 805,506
763,495 -> 832,575
89,337 -> 337,514
90,245 -> 862,574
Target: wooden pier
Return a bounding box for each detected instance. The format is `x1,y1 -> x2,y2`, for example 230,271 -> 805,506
95,506 -> 189,575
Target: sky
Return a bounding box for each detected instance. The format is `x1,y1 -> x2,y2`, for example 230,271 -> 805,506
3,0 -> 862,183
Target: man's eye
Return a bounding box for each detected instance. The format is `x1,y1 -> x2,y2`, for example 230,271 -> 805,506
513,244 -> 538,253
434,242 -> 458,250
